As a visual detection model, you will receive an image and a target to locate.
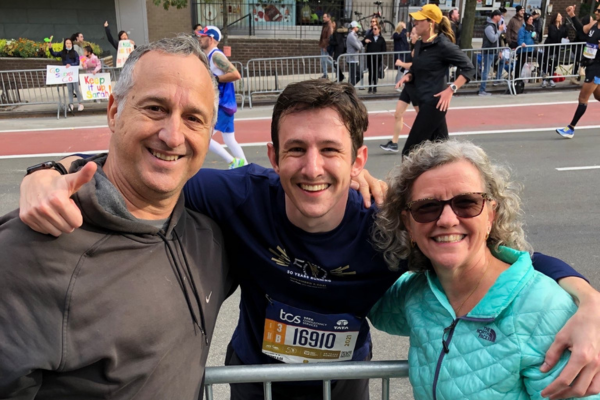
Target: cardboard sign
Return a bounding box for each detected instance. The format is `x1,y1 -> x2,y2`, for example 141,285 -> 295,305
46,65 -> 79,85
116,40 -> 134,68
79,73 -> 112,100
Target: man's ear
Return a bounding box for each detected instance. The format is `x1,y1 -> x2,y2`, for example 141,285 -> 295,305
267,143 -> 279,173
107,94 -> 118,133
351,145 -> 368,178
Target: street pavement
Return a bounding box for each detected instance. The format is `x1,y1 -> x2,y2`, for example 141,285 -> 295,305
1,90 -> 599,399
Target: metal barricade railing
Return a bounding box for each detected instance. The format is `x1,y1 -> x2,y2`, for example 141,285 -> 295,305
510,42 -> 585,94
336,51 -> 411,91
245,55 -> 334,107
459,48 -> 514,95
0,69 -> 65,119
232,61 -> 246,110
204,360 -> 409,400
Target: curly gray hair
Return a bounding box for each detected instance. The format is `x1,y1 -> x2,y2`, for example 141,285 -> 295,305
112,34 -> 219,127
372,140 -> 532,272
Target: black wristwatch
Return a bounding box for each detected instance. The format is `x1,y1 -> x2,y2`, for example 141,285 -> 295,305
25,161 -> 68,176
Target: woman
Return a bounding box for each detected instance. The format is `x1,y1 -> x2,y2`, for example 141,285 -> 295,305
47,38 -> 84,112
515,14 -> 543,86
364,24 -> 386,93
557,5 -> 600,139
396,4 -> 474,156
369,140 -> 600,400
103,21 -> 136,50
541,12 -> 568,88
381,27 -> 419,153
393,22 -> 409,84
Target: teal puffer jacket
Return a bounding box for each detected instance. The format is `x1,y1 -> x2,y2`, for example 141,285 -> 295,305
369,246 -> 600,400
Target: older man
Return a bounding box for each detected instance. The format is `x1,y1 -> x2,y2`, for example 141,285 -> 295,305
0,36 -> 233,399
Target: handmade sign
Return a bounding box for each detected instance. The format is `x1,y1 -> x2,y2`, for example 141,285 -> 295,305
79,73 -> 112,100
46,65 -> 79,85
116,40 -> 134,68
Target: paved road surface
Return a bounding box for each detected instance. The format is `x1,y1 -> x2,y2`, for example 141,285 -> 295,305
1,91 -> 599,399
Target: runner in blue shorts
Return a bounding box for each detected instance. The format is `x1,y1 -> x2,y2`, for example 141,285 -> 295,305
198,26 -> 248,168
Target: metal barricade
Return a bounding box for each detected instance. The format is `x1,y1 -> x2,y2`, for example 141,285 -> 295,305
336,51 -> 410,91
459,48 -> 514,95
233,61 -> 246,110
245,55 -> 334,107
510,42 -> 585,94
0,69 -> 64,119
204,360 -> 409,400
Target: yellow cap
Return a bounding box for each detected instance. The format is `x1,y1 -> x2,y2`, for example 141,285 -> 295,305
410,4 -> 443,24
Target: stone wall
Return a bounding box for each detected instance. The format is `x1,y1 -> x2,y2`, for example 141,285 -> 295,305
145,0 -> 193,42
0,0 -> 118,58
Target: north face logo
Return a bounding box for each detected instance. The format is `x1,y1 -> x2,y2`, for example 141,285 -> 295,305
477,327 -> 496,342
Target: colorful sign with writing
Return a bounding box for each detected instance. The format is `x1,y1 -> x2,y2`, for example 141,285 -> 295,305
116,40 -> 134,68
79,73 -> 112,100
46,65 -> 79,85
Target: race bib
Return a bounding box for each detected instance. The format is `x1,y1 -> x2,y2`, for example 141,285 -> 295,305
262,299 -> 361,363
583,43 -> 598,60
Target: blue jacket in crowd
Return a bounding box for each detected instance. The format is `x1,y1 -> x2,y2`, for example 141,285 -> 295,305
517,25 -> 536,53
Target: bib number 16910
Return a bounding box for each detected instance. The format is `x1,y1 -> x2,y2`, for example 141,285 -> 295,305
292,328 -> 336,349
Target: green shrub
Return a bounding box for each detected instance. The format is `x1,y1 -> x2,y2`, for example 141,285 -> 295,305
0,38 -> 103,59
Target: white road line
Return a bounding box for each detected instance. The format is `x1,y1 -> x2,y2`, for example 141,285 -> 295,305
556,165 -> 600,171
2,125 -> 598,160
0,100 -> 583,133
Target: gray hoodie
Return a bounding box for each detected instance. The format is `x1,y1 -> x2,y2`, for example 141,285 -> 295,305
346,30 -> 363,62
483,17 -> 501,49
0,155 -> 233,399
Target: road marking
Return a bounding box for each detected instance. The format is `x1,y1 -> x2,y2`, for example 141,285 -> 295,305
556,165 -> 600,171
2,125 -> 598,160
0,100 -> 584,133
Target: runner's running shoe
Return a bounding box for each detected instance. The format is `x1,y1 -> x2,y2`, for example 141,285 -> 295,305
379,141 -> 399,152
228,157 -> 247,169
556,126 -> 574,139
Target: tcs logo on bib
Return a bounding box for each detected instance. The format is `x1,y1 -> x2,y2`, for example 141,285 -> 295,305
280,309 -> 301,324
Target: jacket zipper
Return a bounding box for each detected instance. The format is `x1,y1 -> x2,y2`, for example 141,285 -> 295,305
432,316 -> 495,400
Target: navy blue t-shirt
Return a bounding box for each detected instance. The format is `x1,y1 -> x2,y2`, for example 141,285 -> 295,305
183,164 -> 585,367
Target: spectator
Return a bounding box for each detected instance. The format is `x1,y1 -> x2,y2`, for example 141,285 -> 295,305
480,10 -> 506,96
364,24 -> 387,93
70,32 -> 85,57
506,5 -> 525,48
319,13 -> 334,78
449,8 -> 462,47
328,20 -> 347,82
393,22 -> 409,83
81,45 -> 101,75
541,12 -> 568,88
532,9 -> 544,42
499,7 -> 508,46
514,13 -> 543,88
104,21 -> 136,51
346,21 -> 363,86
47,38 -> 84,112
565,6 -> 590,85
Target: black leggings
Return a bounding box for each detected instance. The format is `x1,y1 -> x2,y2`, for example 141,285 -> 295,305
401,102 -> 449,156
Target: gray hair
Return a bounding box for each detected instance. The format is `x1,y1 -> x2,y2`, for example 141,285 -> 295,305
372,140 -> 532,272
112,35 -> 219,127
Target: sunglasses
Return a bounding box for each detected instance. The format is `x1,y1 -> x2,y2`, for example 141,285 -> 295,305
595,9 -> 600,13
405,192 -> 493,223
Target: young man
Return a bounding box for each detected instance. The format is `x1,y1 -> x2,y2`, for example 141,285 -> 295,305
506,5 -> 525,48
197,25 -> 247,169
18,80 -> 600,400
319,13 -> 334,78
480,10 -> 506,96
346,22 -> 363,86
0,36 -> 233,399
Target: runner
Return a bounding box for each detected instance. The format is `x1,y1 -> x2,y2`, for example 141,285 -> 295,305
197,26 -> 248,168
556,5 -> 600,139
396,4 -> 474,156
380,27 -> 419,153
